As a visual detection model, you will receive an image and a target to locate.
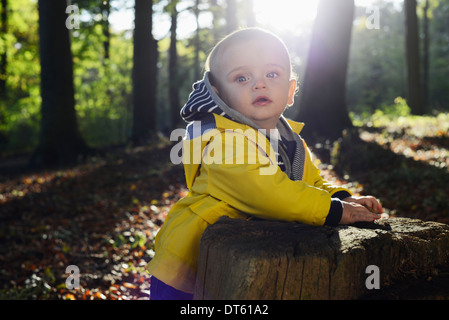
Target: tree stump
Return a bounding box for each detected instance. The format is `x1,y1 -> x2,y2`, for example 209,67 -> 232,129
194,217 -> 449,300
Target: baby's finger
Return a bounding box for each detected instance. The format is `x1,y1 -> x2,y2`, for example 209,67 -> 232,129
369,198 -> 384,213
365,203 -> 378,213
358,210 -> 381,222
366,198 -> 383,213
377,202 -> 384,213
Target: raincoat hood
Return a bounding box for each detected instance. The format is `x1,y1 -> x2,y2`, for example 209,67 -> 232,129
180,71 -> 306,181
180,71 -> 263,127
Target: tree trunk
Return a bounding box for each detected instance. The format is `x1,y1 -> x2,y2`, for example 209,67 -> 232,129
209,0 -> 221,42
404,0 -> 424,115
132,0 -> 158,145
195,217 -> 449,300
226,0 -> 237,34
0,0 -> 8,97
101,0 -> 111,61
33,0 -> 89,167
422,0 -> 429,113
169,1 -> 181,130
193,0 -> 201,82
295,0 -> 354,143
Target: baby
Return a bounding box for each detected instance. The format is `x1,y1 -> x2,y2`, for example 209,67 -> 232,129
147,28 -> 383,300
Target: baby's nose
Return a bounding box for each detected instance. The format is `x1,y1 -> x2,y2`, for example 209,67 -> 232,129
253,78 -> 267,90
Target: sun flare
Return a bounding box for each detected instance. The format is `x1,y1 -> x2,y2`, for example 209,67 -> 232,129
253,0 -> 319,31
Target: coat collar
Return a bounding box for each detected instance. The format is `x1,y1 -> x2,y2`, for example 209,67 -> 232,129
211,113 -> 304,135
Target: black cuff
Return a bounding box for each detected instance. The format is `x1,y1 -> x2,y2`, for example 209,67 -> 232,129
332,191 -> 352,200
324,198 -> 343,226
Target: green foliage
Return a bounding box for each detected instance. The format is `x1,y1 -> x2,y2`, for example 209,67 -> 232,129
348,0 -> 449,114
72,28 -> 133,148
351,97 -> 449,140
374,97 -> 411,117
0,0 -> 41,156
347,1 -> 406,115
350,96 -> 411,127
156,29 -> 217,132
1,1 -> 135,155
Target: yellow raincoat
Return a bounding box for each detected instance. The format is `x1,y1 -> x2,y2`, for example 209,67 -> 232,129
146,112 -> 352,294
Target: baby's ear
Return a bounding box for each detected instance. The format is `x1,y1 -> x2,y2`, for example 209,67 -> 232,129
211,86 -> 220,95
287,79 -> 297,106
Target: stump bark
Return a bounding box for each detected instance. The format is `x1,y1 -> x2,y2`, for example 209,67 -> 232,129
194,217 -> 449,300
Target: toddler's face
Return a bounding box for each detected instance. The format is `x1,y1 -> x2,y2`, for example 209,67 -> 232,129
211,38 -> 296,130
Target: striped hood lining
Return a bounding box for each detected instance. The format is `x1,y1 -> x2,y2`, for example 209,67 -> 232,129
180,74 -> 226,122
180,72 -> 305,181
180,72 -> 260,129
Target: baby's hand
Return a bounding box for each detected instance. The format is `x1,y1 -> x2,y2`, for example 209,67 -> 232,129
339,201 -> 381,225
339,195 -> 385,225
343,196 -> 384,214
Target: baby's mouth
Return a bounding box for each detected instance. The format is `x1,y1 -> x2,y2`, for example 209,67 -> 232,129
253,96 -> 272,106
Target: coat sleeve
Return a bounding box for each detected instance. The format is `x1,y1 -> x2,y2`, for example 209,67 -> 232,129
302,143 -> 353,199
190,131 -> 336,226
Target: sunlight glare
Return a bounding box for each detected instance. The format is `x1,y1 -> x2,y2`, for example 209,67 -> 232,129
253,0 -> 319,31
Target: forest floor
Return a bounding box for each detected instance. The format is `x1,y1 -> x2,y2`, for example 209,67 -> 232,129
0,113 -> 448,300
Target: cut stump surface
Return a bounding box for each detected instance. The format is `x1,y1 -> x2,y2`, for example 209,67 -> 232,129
194,217 -> 449,300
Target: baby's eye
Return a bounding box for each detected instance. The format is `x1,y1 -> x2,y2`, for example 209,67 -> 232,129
236,76 -> 249,83
267,72 -> 279,79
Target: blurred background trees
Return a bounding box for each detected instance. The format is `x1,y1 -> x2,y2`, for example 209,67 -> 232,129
0,0 -> 448,164
294,0 -> 355,141
32,0 -> 89,167
132,0 -> 157,145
